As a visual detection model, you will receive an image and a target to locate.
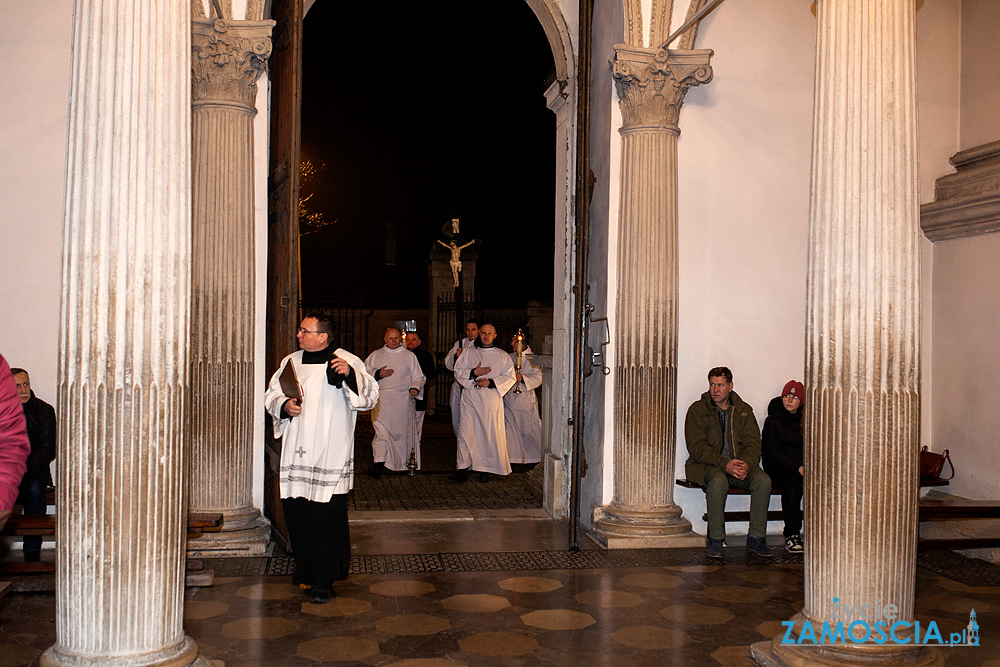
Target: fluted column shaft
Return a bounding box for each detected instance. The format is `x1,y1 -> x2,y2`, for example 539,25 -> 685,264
756,2 -> 940,666
594,46 -> 712,546
188,18 -> 273,555
43,1 -> 203,666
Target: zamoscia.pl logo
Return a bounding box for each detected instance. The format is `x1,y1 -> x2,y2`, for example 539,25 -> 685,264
780,598 -> 980,648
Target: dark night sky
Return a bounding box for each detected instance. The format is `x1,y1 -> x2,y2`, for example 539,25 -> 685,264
299,1 -> 557,310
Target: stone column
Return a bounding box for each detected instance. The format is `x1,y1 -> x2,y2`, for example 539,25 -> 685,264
42,1 -> 205,666
751,2 -> 941,666
593,46 -> 712,548
187,17 -> 274,557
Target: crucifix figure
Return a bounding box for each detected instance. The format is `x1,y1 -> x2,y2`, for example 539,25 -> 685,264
437,239 -> 475,287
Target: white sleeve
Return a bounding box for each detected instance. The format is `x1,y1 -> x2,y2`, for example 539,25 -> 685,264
444,340 -> 461,371
520,357 -> 543,392
345,354 -> 379,411
454,347 -> 476,389
263,357 -> 293,438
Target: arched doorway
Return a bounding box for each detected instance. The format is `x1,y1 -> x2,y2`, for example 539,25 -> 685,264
264,0 -> 578,538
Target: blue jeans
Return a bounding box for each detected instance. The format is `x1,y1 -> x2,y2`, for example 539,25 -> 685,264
18,472 -> 48,558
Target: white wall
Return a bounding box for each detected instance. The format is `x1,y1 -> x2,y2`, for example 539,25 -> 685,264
584,0 -> 964,535
931,233 -> 1000,499
671,0 -> 816,533
927,0 -> 1000,502
960,0 -> 1000,149
0,1 -> 73,401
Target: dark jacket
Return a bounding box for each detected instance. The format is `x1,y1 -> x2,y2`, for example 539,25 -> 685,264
761,396 -> 803,474
22,392 -> 56,480
684,390 -> 762,486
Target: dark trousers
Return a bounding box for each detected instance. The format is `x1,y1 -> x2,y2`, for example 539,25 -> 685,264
17,472 -> 48,558
282,494 -> 351,587
704,466 -> 772,541
764,465 -> 804,537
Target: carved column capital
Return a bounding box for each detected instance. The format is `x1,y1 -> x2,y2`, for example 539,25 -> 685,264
192,18 -> 275,109
612,45 -> 713,128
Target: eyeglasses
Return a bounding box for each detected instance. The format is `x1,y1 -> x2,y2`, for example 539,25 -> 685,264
297,328 -> 323,335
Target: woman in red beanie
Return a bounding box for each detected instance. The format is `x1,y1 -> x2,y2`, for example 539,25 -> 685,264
762,380 -> 805,554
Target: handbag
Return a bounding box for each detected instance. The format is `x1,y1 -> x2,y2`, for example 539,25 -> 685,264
919,446 -> 954,481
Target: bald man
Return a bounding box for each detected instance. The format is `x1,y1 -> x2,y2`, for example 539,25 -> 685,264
364,328 -> 425,477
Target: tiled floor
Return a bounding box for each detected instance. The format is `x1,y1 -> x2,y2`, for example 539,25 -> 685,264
350,415 -> 543,512
2,517 -> 999,667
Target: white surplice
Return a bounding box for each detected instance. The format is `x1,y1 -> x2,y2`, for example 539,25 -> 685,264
264,349 -> 378,502
503,348 -> 543,464
444,337 -> 476,434
364,345 -> 426,471
454,344 -> 517,475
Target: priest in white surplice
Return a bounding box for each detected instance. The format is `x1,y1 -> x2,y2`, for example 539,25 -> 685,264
364,328 -> 425,477
503,337 -> 543,465
264,313 -> 378,604
452,323 -> 517,482
444,319 -> 479,435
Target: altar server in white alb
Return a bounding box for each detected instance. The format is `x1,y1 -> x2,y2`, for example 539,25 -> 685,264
503,335 -> 543,465
452,323 -> 516,482
365,328 -> 425,477
264,313 -> 378,604
444,319 -> 480,434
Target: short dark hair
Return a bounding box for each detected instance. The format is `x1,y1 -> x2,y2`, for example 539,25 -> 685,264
708,366 -> 732,383
305,311 -> 335,339
465,318 -> 480,327
10,367 -> 27,378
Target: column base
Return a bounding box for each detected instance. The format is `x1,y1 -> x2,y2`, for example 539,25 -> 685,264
187,505 -> 271,557
751,639 -> 946,667
41,636 -> 208,667
542,453 -> 566,519
591,502 -> 703,549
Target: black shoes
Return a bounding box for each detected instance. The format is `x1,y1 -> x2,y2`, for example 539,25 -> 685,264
478,472 -> 491,483
448,468 -> 469,483
309,583 -> 334,604
746,535 -> 773,557
367,462 -> 384,479
706,538 -> 724,559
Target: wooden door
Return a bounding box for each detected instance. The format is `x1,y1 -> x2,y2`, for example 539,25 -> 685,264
264,0 -> 303,549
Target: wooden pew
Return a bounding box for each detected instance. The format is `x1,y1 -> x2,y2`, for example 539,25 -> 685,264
1,510 -> 224,578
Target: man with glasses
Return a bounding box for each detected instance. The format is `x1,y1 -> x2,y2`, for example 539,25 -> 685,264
685,366 -> 772,559
10,366 -> 56,561
264,313 -> 379,603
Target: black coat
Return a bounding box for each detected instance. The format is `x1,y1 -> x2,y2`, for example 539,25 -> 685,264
22,392 -> 56,480
761,396 -> 803,474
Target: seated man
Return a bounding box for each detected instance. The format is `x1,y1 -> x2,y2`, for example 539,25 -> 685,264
12,367 -> 56,561
685,366 -> 772,558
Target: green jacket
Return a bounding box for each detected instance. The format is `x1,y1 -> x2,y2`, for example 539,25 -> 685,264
684,390 -> 762,486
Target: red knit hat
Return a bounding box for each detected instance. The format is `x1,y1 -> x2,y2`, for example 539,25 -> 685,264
782,380 -> 805,404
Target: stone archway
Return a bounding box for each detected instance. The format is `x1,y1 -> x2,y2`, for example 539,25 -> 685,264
297,0 -> 579,517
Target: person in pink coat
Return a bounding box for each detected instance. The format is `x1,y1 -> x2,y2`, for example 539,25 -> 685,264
0,353 -> 30,531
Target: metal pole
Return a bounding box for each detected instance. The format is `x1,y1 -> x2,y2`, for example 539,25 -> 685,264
569,0 -> 595,552
657,0 -> 726,50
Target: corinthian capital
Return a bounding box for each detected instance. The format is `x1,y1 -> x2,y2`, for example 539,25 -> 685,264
612,45 -> 713,128
192,18 -> 275,108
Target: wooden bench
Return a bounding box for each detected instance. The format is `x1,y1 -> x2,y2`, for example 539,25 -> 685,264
676,478 -> 784,523
917,497 -> 1000,551
677,476 -> 955,525
1,510 -> 224,577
